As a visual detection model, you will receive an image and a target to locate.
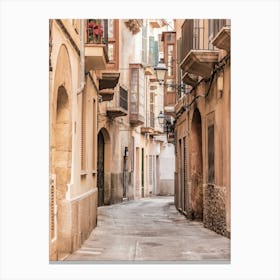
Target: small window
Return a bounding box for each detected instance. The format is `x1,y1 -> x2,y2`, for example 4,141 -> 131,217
108,19 -> 114,38
167,33 -> 175,42
167,45 -> 174,76
108,43 -> 114,61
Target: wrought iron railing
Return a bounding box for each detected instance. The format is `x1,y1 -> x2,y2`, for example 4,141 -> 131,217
119,86 -> 128,110
181,19 -> 227,59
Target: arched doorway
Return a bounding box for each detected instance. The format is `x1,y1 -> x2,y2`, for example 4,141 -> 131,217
191,108 -> 203,220
97,132 -> 105,206
97,128 -> 111,206
50,44 -> 72,260
54,85 -> 72,257
55,86 -> 71,201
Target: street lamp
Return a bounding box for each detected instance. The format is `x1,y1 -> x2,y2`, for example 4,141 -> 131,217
158,111 -> 174,136
154,59 -> 189,95
153,59 -> 167,83
157,111 -> 165,126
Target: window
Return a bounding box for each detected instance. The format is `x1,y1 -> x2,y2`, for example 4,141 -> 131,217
193,19 -> 199,49
129,64 -> 145,125
167,33 -> 175,42
108,19 -> 114,38
130,68 -> 138,114
108,43 -> 114,61
208,19 -> 214,50
142,26 -> 147,64
107,19 -> 119,68
119,86 -> 128,110
208,19 -> 227,50
167,45 -> 174,76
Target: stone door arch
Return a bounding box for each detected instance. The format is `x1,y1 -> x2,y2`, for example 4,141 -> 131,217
97,128 -> 111,206
55,86 -> 71,201
50,44 -> 72,259
191,108 -> 203,220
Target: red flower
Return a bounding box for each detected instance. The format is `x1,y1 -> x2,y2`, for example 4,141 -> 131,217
93,23 -> 103,37
87,21 -> 94,28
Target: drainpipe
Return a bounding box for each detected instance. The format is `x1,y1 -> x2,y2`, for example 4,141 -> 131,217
69,19 -> 86,196
77,19 -> 85,95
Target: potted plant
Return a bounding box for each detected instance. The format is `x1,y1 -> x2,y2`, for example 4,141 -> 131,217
87,19 -> 103,43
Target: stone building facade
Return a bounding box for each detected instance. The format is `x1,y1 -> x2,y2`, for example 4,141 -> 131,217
96,19 -> 168,204
173,19 -> 231,237
49,19 -> 102,260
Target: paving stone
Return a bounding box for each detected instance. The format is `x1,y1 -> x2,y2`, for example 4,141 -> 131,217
65,196 -> 230,262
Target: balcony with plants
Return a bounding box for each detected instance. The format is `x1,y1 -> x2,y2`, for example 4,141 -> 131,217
85,19 -> 109,71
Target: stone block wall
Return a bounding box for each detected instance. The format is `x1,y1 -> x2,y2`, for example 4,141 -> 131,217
203,184 -> 227,236
71,190 -> 97,253
56,190 -> 97,260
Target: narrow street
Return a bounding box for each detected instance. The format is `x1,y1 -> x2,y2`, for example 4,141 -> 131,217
66,196 -> 230,262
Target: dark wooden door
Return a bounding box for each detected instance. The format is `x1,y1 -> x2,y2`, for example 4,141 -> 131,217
97,132 -> 105,206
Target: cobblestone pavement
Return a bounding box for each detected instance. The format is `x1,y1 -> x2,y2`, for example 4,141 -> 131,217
66,196 -> 230,262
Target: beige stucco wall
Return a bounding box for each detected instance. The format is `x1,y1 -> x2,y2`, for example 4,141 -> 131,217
50,20 -> 98,260
174,19 -> 231,236
175,65 -> 230,237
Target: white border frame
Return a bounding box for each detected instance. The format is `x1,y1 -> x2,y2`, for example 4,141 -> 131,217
0,0 -> 279,279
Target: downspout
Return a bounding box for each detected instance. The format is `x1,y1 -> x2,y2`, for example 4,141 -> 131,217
77,19 -> 85,95
69,19 -> 86,194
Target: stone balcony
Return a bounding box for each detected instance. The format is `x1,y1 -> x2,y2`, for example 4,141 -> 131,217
85,44 -> 109,71
180,50 -> 219,78
98,71 -> 120,101
140,127 -> 155,134
182,72 -> 198,87
212,27 -> 230,52
130,113 -> 144,127
106,86 -> 128,118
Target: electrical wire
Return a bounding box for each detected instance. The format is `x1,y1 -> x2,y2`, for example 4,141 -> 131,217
175,54 -> 230,119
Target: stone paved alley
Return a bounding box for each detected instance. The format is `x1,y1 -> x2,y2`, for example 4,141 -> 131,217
66,196 -> 230,262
